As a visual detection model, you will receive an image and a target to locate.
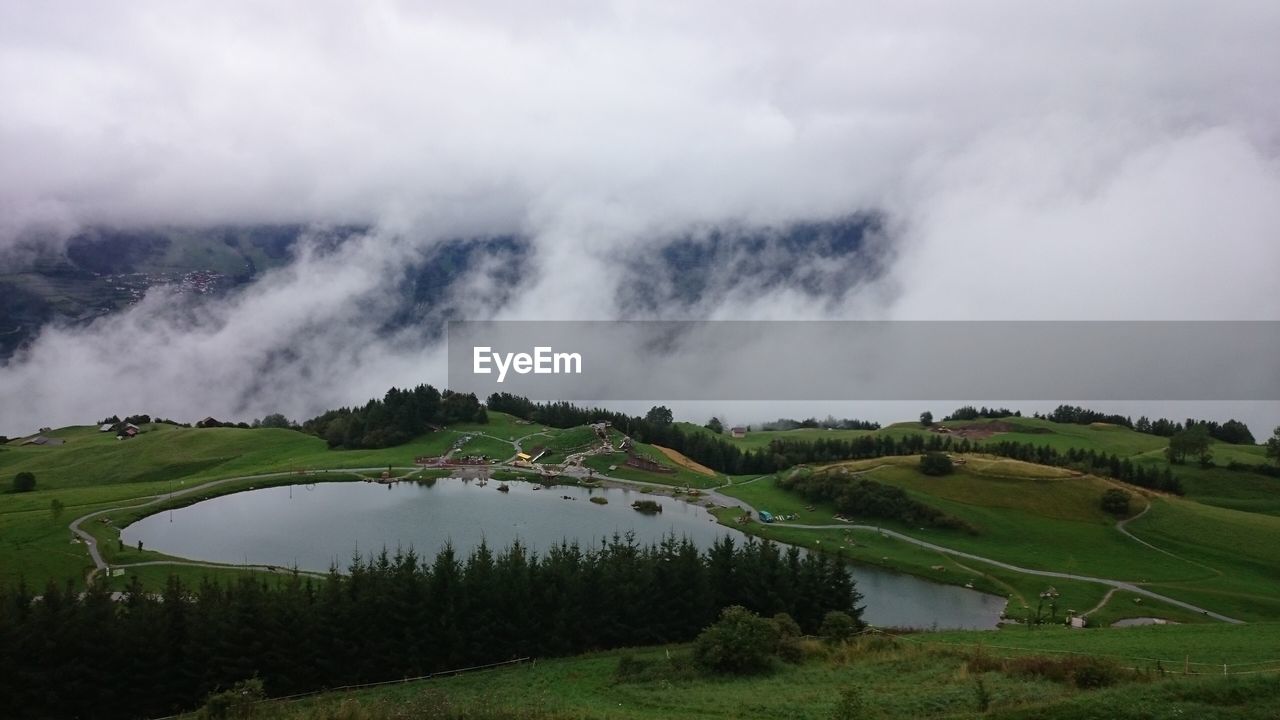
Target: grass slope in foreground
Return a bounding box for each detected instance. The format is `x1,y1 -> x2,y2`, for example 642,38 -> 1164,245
196,624 -> 1280,720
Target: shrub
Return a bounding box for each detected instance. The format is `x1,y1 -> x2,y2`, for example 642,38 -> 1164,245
772,612 -> 805,663
819,611 -> 859,644
693,605 -> 779,675
1070,657 -> 1122,689
830,685 -> 865,720
974,676 -> 992,711
201,678 -> 265,719
966,654 -> 1128,689
12,471 -> 36,493
1100,488 -> 1131,516
919,452 -> 954,476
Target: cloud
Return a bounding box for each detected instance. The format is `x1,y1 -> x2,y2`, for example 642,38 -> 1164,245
1,1 -> 1278,433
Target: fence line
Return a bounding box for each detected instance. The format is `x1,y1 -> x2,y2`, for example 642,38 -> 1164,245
149,656 -> 532,719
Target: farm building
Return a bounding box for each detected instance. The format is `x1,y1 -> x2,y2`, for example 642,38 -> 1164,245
730,426 -> 747,438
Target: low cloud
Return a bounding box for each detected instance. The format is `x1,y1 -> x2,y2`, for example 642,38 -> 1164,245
1,1 -> 1278,434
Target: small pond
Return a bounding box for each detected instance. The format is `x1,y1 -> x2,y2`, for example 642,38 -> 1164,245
121,478 -> 1006,629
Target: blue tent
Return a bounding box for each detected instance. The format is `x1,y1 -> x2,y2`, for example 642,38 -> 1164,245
758,510 -> 774,523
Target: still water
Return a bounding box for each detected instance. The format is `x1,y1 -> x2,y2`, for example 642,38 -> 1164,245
122,479 -> 1006,629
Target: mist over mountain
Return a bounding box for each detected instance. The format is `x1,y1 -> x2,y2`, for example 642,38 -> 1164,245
1,2 -> 1279,435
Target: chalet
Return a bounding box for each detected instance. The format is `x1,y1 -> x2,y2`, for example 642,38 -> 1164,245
730,426 -> 747,439
98,423 -> 115,432
117,424 -> 140,439
23,435 -> 65,446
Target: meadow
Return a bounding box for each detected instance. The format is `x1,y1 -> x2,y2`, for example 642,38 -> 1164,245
717,449 -> 1280,623
183,624 -> 1280,719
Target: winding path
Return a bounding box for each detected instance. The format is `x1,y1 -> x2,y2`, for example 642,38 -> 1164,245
1114,501 -> 1219,576
552,463 -> 1243,621
760,520 -> 1241,623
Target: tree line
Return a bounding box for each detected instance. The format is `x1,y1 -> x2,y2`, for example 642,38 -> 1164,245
779,469 -> 974,532
0,534 -> 860,720
303,385 -> 487,449
942,405 -> 1020,421
1036,404 -> 1255,445
756,416 -> 882,431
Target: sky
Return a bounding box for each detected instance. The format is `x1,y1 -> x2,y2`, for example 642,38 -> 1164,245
1,1 -> 1278,435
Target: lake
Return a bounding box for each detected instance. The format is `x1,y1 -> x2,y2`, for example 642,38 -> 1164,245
121,478 -> 1006,629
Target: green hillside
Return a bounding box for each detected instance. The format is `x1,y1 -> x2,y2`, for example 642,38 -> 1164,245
720,452 -> 1280,622
683,416 -> 1278,514
182,624 -> 1280,719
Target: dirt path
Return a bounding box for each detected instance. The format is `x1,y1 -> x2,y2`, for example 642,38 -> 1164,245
770,520 -> 1240,623
1082,588 -> 1118,616
1114,501 -> 1220,576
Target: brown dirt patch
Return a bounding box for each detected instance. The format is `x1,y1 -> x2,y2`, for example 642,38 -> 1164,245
652,445 -> 717,477
933,421 -> 1016,439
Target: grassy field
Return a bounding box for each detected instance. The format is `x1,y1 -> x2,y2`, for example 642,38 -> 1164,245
582,442 -> 725,489
189,625 -> 1280,719
0,423 -> 455,489
1125,498 -> 1280,620
0,413 -> 553,589
530,426 -> 601,464
717,452 -> 1280,622
675,421 -> 877,450
687,415 -> 1278,514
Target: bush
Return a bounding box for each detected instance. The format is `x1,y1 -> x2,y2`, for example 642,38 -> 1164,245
12,471 -> 35,493
1100,488 -> 1131,516
613,652 -> 695,684
201,678 -> 265,719
919,452 -> 954,476
974,676 -> 992,711
966,654 -> 1128,689
693,606 -> 780,675
1070,658 -> 1122,689
772,612 -> 805,663
819,611 -> 859,644
830,686 -> 865,720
